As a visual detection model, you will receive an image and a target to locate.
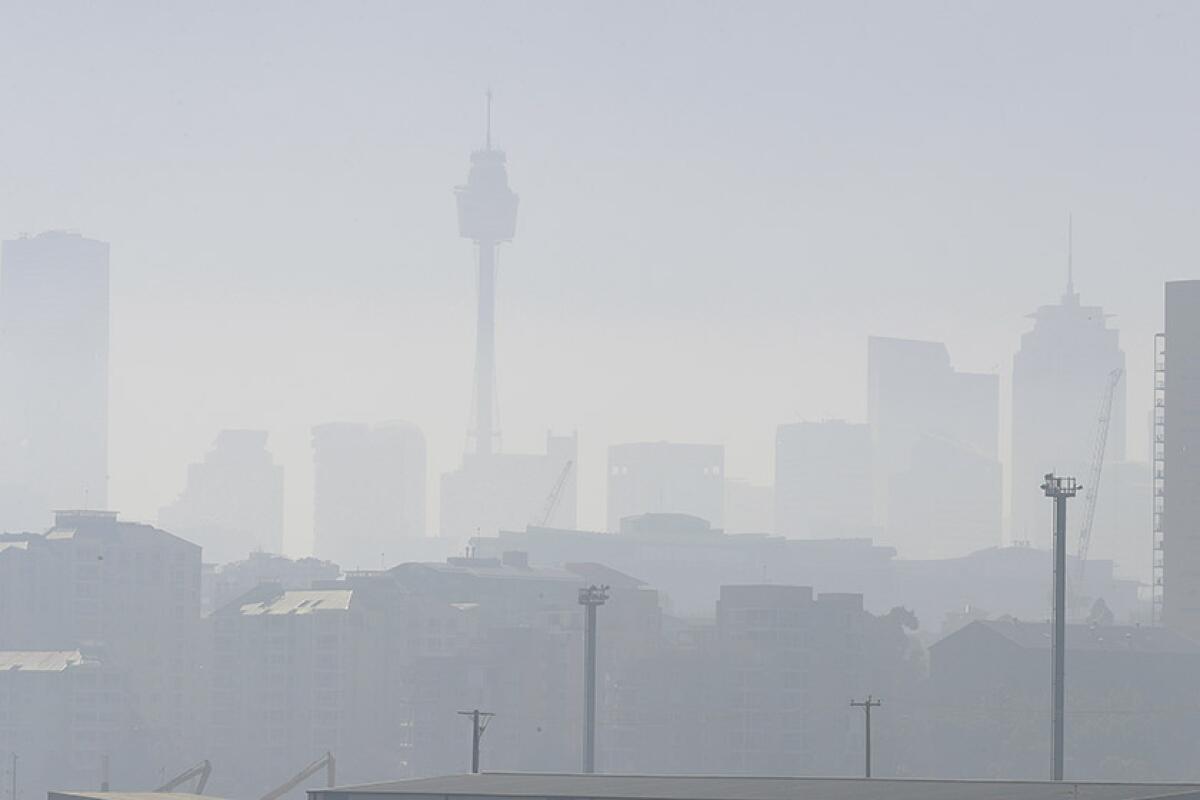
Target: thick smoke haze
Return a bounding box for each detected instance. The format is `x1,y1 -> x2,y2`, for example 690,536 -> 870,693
2,0 -> 1197,552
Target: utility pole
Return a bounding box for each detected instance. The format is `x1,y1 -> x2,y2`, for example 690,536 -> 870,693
10,753 -> 16,800
1042,472 -> 1078,782
578,585 -> 609,774
456,709 -> 494,773
850,696 -> 882,777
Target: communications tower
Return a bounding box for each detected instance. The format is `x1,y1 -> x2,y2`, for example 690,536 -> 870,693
455,91 -> 519,456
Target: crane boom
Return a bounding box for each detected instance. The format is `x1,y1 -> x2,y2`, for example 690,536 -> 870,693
535,460 -> 574,527
258,752 -> 335,800
1075,367 -> 1124,580
155,760 -> 212,794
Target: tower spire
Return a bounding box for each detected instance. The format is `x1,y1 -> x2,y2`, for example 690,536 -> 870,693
1061,214 -> 1079,305
485,87 -> 493,151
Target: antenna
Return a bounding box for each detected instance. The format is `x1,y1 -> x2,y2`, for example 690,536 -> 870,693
485,87 -> 493,150
1066,214 -> 1075,298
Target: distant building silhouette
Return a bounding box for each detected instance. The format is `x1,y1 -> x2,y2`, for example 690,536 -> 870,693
1162,280 -> 1200,636
868,336 -> 1000,559
312,421 -> 427,568
1011,273 -> 1125,548
928,619 -> 1200,778
607,442 -> 724,531
0,231 -> 109,532
159,429 -> 284,564
440,431 -> 576,538
775,420 -> 874,538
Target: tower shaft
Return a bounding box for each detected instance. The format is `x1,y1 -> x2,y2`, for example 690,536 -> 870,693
474,242 -> 497,456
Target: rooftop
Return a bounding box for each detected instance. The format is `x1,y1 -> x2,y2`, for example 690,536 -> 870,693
51,793 -> 227,800
309,773 -> 1200,800
239,589 -> 353,615
0,650 -> 84,672
937,620 -> 1200,654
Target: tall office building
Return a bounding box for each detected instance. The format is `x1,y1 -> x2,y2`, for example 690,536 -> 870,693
1011,272 -> 1126,548
775,420 -> 874,539
607,442 -> 724,531
0,231 -> 109,531
313,421 -> 427,569
868,336 -> 1000,559
1161,281 -> 1200,635
159,430 -> 285,564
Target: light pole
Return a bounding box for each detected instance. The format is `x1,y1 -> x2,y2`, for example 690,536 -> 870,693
1042,472 -> 1078,782
578,584 -> 609,774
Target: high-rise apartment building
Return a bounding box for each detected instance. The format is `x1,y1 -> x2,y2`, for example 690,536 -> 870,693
0,511 -> 202,773
1161,280 -> 1200,636
607,442 -> 724,531
0,231 -> 109,531
159,429 -> 285,564
313,421 -> 427,568
1011,276 -> 1125,547
868,336 -> 1000,559
775,421 -> 873,538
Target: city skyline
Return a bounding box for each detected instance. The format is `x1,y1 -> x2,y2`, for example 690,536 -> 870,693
0,2 -> 1193,557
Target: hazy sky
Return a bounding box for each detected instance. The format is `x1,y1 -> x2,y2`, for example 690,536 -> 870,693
1,1 -> 1197,553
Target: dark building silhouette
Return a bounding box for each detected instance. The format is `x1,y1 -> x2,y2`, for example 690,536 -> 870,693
927,619 -> 1200,779
1161,280 -> 1200,636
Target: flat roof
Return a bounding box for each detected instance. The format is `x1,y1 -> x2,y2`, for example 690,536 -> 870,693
0,650 -> 83,672
309,773 -> 1200,800
240,589 -> 353,615
50,793 -> 223,800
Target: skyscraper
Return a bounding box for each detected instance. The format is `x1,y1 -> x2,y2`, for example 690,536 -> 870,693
159,429 -> 285,564
1011,269 -> 1125,549
313,421 -> 427,569
868,336 -> 1000,559
607,442 -> 724,531
0,231 -> 109,532
1161,280 -> 1200,636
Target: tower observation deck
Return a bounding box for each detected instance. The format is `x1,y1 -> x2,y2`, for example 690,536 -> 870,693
455,92 -> 519,457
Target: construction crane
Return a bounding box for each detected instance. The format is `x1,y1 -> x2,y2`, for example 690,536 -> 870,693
155,760 -> 212,794
1075,367 -> 1124,583
258,752 -> 335,800
535,460 -> 574,527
